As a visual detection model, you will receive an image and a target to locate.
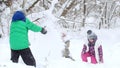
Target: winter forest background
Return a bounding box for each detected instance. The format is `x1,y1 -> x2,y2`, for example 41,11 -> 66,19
0,0 -> 120,68
0,0 -> 120,37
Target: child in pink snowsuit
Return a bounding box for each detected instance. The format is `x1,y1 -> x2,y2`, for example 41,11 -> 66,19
81,30 -> 103,64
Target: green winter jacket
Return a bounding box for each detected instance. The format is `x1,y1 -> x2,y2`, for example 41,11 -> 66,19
10,18 -> 42,50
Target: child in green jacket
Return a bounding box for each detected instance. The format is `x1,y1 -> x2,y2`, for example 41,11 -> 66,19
10,11 -> 47,67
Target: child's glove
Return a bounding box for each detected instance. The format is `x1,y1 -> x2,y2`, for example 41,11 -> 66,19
41,27 -> 47,34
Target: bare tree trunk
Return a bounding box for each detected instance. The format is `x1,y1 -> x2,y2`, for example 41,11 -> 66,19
55,0 -> 70,17
43,0 -> 46,9
61,0 -> 76,16
26,0 -> 40,12
108,1 -> 117,28
43,0 -> 44,7
0,11 -> 4,36
82,0 -> 86,27
4,0 -> 12,7
97,2 -> 107,29
22,0 -> 26,9
0,24 -> 5,36
99,19 -> 101,29
104,2 -> 107,27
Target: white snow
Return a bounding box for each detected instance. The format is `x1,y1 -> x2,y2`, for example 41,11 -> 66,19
1,1 -> 120,68
1,16 -> 120,68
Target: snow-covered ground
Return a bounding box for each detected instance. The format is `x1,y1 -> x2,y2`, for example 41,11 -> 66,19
1,1 -> 120,67
1,24 -> 120,68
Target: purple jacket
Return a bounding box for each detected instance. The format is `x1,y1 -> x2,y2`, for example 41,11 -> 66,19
81,43 -> 103,63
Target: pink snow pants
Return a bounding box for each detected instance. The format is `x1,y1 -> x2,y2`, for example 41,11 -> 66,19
81,52 -> 97,64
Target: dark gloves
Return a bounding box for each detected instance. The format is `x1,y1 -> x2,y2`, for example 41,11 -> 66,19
41,27 -> 47,34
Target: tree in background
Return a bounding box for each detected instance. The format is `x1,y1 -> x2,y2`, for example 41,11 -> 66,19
0,0 -> 120,37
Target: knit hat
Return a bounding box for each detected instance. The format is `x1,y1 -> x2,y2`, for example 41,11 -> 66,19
12,11 -> 26,22
87,30 -> 97,41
